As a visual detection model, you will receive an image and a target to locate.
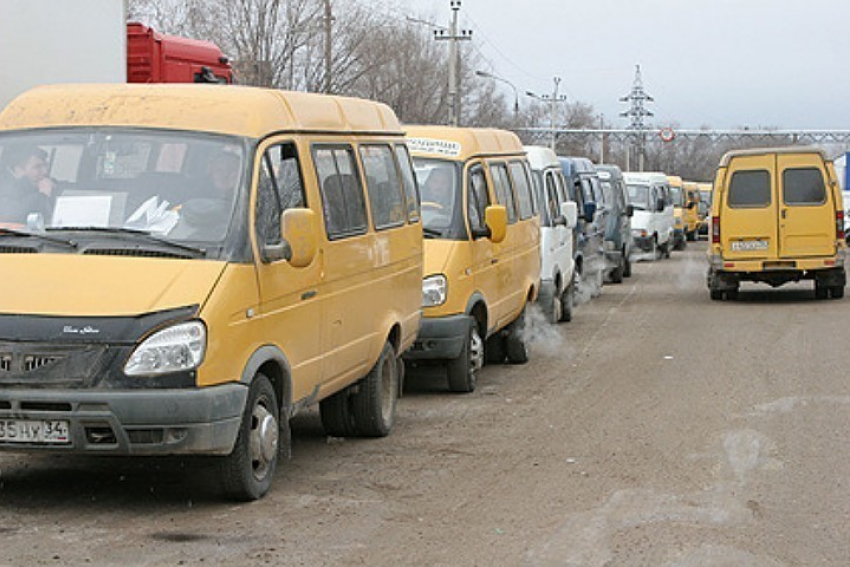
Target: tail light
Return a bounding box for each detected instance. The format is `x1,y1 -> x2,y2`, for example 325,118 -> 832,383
712,216 -> 720,244
837,210 -> 844,242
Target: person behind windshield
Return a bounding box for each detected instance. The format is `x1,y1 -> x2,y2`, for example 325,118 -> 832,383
170,148 -> 241,240
0,145 -> 54,225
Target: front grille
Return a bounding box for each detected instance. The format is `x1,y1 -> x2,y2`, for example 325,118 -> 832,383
23,355 -> 62,372
19,401 -> 72,412
0,354 -> 11,372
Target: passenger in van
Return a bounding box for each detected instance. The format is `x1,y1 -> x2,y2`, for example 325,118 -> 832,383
0,145 -> 54,225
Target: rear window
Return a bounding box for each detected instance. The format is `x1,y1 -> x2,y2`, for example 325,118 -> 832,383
728,170 -> 771,208
783,168 -> 826,206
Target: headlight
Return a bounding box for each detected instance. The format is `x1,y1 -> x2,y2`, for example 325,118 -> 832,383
124,321 -> 206,376
422,275 -> 448,308
632,229 -> 647,238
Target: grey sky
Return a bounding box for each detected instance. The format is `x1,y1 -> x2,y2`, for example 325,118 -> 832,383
400,0 -> 850,130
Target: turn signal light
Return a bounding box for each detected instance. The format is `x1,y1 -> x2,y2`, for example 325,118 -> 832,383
712,216 -> 720,244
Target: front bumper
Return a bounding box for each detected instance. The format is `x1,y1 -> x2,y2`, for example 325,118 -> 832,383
633,234 -> 654,252
403,314 -> 469,361
0,384 -> 247,455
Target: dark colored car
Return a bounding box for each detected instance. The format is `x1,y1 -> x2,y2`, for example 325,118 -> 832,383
595,164 -> 634,282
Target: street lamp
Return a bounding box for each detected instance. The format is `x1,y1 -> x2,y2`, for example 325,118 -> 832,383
527,76 -> 567,150
476,70 -> 519,120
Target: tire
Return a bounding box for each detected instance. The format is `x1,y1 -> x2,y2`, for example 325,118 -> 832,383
447,317 -> 483,393
320,388 -> 358,437
622,249 -> 632,278
725,288 -> 739,301
686,231 -> 696,242
662,241 -> 671,259
831,286 -> 845,299
547,289 -> 563,324
652,238 -> 661,260
351,341 -> 398,437
218,373 -> 280,501
505,309 -> 529,364
610,257 -> 624,284
559,276 -> 575,322
710,289 -> 723,301
484,332 -> 506,364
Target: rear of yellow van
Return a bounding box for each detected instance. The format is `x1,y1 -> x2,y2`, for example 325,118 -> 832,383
707,147 -> 845,299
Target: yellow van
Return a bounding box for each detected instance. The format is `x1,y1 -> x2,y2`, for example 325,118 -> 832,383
0,84 -> 423,500
668,175 -> 688,250
682,181 -> 700,240
402,125 -> 540,392
707,147 -> 845,300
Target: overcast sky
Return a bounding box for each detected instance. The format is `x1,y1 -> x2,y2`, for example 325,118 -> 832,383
399,0 -> 850,131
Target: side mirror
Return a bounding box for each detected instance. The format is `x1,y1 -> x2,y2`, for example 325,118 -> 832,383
656,198 -> 665,213
485,205 -> 507,244
271,207 -> 319,267
561,201 -> 578,229
583,201 -> 597,222
625,204 -> 634,218
687,201 -> 696,210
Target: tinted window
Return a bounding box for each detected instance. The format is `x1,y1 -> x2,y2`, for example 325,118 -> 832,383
509,161 -> 534,220
395,145 -> 420,222
490,163 -> 517,223
468,165 -> 490,234
360,145 -> 406,230
783,168 -> 826,206
256,142 -> 305,247
314,146 -> 367,239
728,170 -> 771,208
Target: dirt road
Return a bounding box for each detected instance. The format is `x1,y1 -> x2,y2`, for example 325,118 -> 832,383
1,242 -> 849,566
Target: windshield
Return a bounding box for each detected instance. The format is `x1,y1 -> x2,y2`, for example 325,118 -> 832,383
670,186 -> 684,207
413,158 -> 462,236
0,129 -> 246,247
627,183 -> 650,210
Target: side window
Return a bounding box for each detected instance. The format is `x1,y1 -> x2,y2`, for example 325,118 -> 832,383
783,168 -> 826,206
256,142 -> 306,247
728,170 -> 771,208
467,164 -> 490,234
580,178 -> 595,204
313,145 -> 367,239
490,163 -> 517,224
395,144 -> 421,222
360,144 -> 406,230
509,161 -> 534,220
544,171 -> 560,221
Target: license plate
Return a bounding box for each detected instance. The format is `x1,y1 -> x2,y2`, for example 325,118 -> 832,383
731,239 -> 769,252
0,419 -> 70,444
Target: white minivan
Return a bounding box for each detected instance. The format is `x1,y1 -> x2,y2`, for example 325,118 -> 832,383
525,146 -> 578,322
623,171 -> 675,259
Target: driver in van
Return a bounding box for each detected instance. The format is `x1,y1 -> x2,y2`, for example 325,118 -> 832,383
0,145 -> 54,225
423,166 -> 454,210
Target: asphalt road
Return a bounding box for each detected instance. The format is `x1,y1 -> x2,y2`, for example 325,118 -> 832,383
1,241 -> 848,566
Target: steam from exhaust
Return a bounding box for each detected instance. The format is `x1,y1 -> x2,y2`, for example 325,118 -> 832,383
520,303 -> 576,359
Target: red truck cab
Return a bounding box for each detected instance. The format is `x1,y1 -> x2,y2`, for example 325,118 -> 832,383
126,22 -> 232,84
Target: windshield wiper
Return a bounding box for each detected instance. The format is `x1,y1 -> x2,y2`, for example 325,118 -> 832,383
422,227 -> 444,239
0,227 -> 78,249
46,227 -> 206,257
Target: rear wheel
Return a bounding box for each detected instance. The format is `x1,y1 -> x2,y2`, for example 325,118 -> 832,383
623,249 -> 632,278
610,257 -> 624,284
831,286 -> 845,299
709,289 -> 723,301
320,388 -> 357,438
815,283 -> 829,300
218,373 -> 280,501
447,318 -> 483,393
351,341 -> 398,437
505,309 -> 529,364
559,275 -> 575,322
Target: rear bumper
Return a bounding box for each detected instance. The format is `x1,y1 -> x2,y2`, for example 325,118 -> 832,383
0,384 -> 247,455
708,254 -> 846,289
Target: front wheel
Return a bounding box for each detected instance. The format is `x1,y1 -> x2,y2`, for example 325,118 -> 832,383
622,248 -> 632,278
831,286 -> 845,299
218,373 -> 280,501
447,318 -> 483,393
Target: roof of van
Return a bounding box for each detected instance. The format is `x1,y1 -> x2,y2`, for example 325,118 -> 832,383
595,164 -> 624,181
0,84 -> 404,138
523,145 -> 560,171
718,146 -> 830,167
622,171 -> 670,185
405,125 -> 524,160
667,175 -> 683,186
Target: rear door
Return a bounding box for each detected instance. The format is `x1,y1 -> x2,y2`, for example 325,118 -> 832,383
778,153 -> 835,258
721,155 -> 779,260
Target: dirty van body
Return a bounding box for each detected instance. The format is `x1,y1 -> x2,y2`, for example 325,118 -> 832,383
0,84 -> 423,500
559,157 -> 607,294
404,126 -> 540,393
525,146 -> 578,322
707,147 -> 846,300
623,171 -> 674,259
596,164 -> 634,282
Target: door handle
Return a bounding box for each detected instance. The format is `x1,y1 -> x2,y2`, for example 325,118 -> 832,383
781,209 -> 787,219
301,290 -> 318,300
491,258 -> 499,265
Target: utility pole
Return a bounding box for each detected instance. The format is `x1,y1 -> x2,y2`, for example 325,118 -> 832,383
527,77 -> 567,150
620,64 -> 654,171
435,1 -> 472,126
323,0 -> 333,94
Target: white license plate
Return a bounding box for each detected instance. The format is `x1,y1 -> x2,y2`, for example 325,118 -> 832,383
731,239 -> 769,252
0,419 -> 70,444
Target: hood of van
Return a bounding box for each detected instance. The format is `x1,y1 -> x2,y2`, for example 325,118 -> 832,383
630,209 -> 652,232
423,239 -> 456,277
0,255 -> 227,317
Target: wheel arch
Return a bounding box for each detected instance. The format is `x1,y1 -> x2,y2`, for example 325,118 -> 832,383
240,345 -> 293,419
465,291 -> 489,338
